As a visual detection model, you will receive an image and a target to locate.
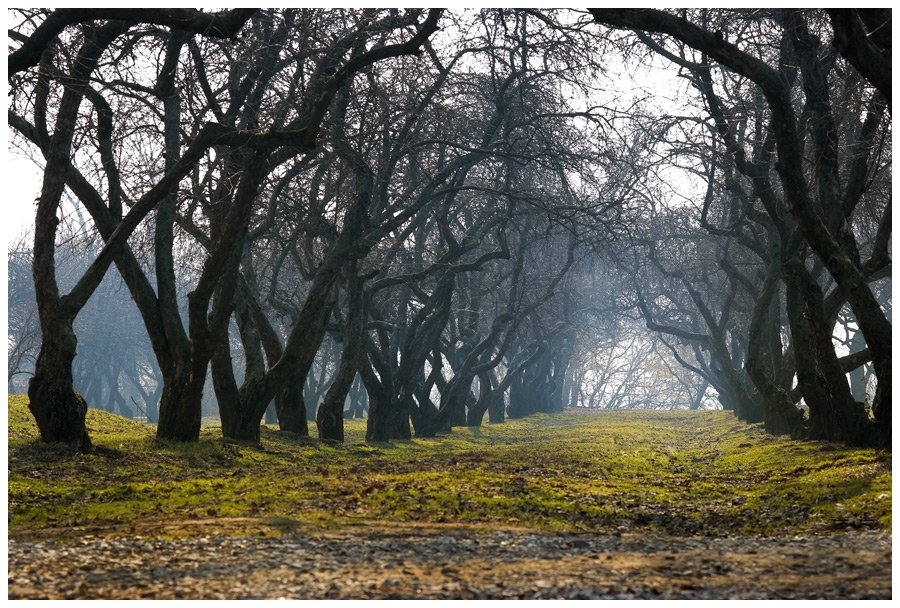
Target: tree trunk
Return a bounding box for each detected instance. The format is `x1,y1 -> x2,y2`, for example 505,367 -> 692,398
387,395 -> 413,439
316,383 -> 348,442
784,261 -> 873,445
488,390 -> 505,423
847,329 -> 869,403
156,355 -> 204,441
364,382 -> 393,443
212,334 -> 263,442
872,381 -> 890,449
317,272 -> 364,442
466,371 -> 494,427
277,383 -> 308,435
344,375 -> 366,419
438,370 -> 474,430
26,22 -> 129,451
27,313 -> 91,451
507,374 -> 528,419
745,267 -> 805,436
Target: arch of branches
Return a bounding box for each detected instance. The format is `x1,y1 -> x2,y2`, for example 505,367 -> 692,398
7,9 -> 890,452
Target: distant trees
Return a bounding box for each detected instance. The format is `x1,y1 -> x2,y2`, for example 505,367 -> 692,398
7,234 -> 39,393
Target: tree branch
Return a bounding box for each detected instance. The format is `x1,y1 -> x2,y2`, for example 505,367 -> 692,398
9,8 -> 257,75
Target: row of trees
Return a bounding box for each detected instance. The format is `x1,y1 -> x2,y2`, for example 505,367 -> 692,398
590,9 -> 891,446
7,8 -> 890,451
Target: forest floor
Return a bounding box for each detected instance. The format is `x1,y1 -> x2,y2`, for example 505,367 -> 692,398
7,395 -> 892,599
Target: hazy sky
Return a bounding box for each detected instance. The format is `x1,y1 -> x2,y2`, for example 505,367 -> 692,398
6,155 -> 42,242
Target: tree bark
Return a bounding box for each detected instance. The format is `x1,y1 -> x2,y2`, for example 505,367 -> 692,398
745,263 -> 804,436
466,371 -> 495,427
317,271 -> 364,442
784,260 -> 874,445
27,312 -> 91,451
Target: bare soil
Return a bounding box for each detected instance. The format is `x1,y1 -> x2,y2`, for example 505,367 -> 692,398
7,523 -> 891,600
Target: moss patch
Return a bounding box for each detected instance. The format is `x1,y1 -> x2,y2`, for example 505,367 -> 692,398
7,397 -> 891,539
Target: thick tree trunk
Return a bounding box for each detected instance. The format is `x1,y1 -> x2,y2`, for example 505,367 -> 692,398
277,383 -> 308,435
410,388 -> 440,436
316,385 -> 348,442
360,357 -> 412,441
157,152 -> 267,441
27,314 -> 91,451
232,240 -> 340,434
437,371 -> 474,431
546,338 -> 574,413
156,355 -> 204,441
872,382 -> 890,449
466,372 -> 495,427
212,335 -> 265,442
364,383 -> 393,443
507,375 -> 528,419
784,262 -> 873,445
509,353 -> 555,417
387,395 -> 413,439
26,23 -> 128,451
488,391 -> 505,423
452,390 -> 471,427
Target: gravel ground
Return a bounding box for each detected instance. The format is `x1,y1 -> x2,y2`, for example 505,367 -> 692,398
8,527 -> 891,599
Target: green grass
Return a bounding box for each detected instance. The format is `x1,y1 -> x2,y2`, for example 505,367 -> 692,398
7,395 -> 891,539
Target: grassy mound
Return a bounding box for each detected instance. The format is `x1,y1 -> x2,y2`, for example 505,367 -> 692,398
7,396 -> 891,539
8,394 -> 153,443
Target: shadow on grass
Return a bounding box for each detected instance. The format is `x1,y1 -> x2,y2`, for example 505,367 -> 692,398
9,440 -> 126,463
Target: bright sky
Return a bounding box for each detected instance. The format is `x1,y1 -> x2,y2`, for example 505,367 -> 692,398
5,154 -> 42,242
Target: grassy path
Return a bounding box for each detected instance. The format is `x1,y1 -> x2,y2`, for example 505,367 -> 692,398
8,396 -> 890,538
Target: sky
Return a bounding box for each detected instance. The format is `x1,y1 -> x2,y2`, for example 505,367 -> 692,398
6,154 -> 42,242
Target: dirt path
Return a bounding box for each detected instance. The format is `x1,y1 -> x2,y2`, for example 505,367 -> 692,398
8,526 -> 891,599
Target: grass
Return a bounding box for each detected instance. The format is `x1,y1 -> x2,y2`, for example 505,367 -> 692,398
7,395 -> 891,539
